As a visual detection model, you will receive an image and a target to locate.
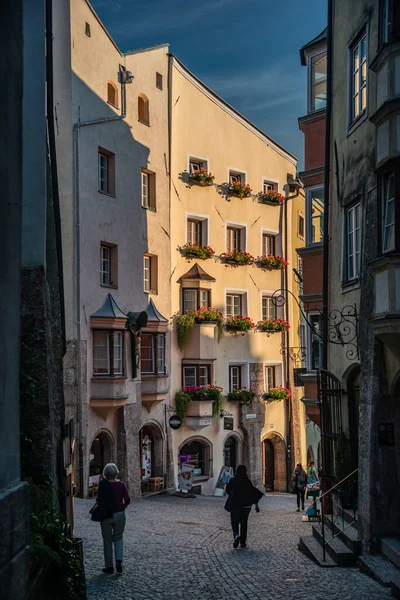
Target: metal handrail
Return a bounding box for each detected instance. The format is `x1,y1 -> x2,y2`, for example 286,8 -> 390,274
318,468 -> 358,502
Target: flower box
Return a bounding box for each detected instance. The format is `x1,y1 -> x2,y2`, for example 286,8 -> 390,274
227,388 -> 255,404
184,385 -> 223,401
257,255 -> 288,270
223,251 -> 254,266
258,190 -> 285,205
259,319 -> 290,333
177,243 -> 215,260
262,386 -> 292,402
228,182 -> 252,198
226,316 -> 255,333
188,169 -> 215,186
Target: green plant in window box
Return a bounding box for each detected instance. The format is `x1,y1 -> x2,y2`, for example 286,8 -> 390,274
177,242 -> 215,260
262,386 -> 292,402
189,168 -> 215,186
258,190 -> 285,205
227,388 -> 255,404
193,306 -> 224,341
226,316 -> 255,333
176,308 -> 223,350
259,318 -> 290,333
175,390 -> 191,422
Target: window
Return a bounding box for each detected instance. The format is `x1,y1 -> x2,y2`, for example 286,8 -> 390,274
265,366 -> 276,391
138,93 -> 150,125
107,82 -> 118,108
307,314 -> 323,371
298,214 -> 305,238
144,255 -> 158,293
262,233 -> 275,256
299,323 -> 306,351
156,72 -> 163,90
306,187 -> 324,245
262,296 -> 276,321
183,364 -> 211,387
381,0 -> 390,43
227,227 -> 241,252
98,147 -> 115,195
182,288 -> 210,313
310,52 -> 327,111
187,219 -> 201,245
141,169 -> 156,210
229,366 -> 242,391
229,170 -> 244,184
350,32 -> 367,122
297,257 -> 304,295
141,333 -> 166,375
93,330 -> 124,376
263,180 -> 277,193
381,171 -> 395,253
179,439 -> 212,478
345,203 -> 361,280
100,243 -> 117,287
85,22 -> 91,37
189,157 -> 208,174
379,0 -> 398,45
226,294 -> 242,318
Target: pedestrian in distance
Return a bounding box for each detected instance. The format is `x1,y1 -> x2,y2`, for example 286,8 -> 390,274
307,460 -> 319,485
292,463 -> 307,512
90,463 -> 131,574
225,464 -> 263,549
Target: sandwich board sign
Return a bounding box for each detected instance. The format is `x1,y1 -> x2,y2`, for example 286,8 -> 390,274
179,463 -> 195,492
213,466 -> 233,497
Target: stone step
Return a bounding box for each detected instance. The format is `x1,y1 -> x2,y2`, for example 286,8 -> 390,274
322,514 -> 361,554
381,538 -> 400,570
359,554 -> 400,588
298,535 -> 337,567
337,505 -> 360,531
312,524 -> 357,566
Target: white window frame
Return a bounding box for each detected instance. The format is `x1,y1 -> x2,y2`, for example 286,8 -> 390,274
262,233 -> 276,256
306,186 -> 324,246
307,313 -> 323,372
261,295 -> 277,321
100,245 -> 110,285
308,51 -> 327,113
225,289 -> 248,319
225,221 -> 247,253
381,171 -> 395,253
144,255 -> 151,292
141,171 -> 149,208
350,31 -> 368,123
263,361 -> 283,391
183,364 -> 211,387
261,177 -> 279,194
227,361 -> 249,394
98,152 -> 108,193
229,365 -> 241,391
345,203 -> 361,281
228,167 -> 247,185
188,154 -> 209,175
185,212 -> 209,246
260,228 -> 279,256
226,294 -> 241,318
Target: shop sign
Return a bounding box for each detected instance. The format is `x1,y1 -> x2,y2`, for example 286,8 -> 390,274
224,417 -> 234,430
169,415 -> 182,430
246,414 -> 257,420
213,465 -> 233,496
179,463 -> 195,491
378,422 -> 394,446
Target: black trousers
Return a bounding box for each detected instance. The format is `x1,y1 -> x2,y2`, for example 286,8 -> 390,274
231,507 -> 251,543
296,486 -> 305,508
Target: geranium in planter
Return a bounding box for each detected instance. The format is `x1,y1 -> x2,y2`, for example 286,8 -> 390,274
227,388 -> 256,404
259,190 -> 285,205
177,242 -> 215,260
259,318 -> 290,333
257,254 -> 288,270
183,384 -> 224,418
223,250 -> 254,266
262,386 -> 292,402
189,168 -> 215,186
228,182 -> 252,198
193,306 -> 224,341
176,307 -> 224,350
226,316 -> 255,333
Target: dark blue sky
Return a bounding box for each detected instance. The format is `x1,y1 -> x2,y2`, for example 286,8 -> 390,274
91,0 -> 327,169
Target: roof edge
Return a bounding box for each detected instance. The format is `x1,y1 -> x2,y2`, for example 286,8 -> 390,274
123,43 -> 170,56
84,0 -> 122,55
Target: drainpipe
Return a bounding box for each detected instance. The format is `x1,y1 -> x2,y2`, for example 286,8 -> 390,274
321,0 -> 333,493
73,67 -> 132,496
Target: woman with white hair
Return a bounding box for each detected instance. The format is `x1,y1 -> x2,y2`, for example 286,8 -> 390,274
95,463 -> 131,574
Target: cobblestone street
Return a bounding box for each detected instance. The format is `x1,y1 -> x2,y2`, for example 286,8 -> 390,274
75,493 -> 390,600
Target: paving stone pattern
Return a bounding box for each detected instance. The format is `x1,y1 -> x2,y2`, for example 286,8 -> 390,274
75,493 -> 390,600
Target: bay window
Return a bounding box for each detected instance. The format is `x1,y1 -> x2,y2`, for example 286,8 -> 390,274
141,333 -> 166,375
306,187 -> 324,246
350,31 -> 367,122
381,171 -> 395,253
183,364 -> 211,387
310,52 -> 327,111
345,203 -> 361,281
182,288 -> 210,313
93,330 -> 124,376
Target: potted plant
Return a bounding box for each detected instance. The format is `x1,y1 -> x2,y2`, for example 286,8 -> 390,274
175,390 -> 191,421
259,190 -> 285,205
183,385 -> 224,418
228,181 -> 252,198
257,254 -> 288,270
259,318 -> 290,333
177,242 -> 215,260
223,250 -> 254,266
226,316 -> 255,333
193,306 -> 224,341
227,388 -> 255,404
262,386 -> 292,402
189,168 -> 215,186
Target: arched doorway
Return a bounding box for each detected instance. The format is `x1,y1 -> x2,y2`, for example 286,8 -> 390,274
347,367 -> 360,471
263,439 -> 274,491
224,435 -> 240,473
89,431 -> 113,477
140,423 -> 164,483
179,437 -> 212,478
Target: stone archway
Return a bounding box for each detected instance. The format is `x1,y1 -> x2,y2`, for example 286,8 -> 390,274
139,421 -> 165,485
89,430 -> 113,477
262,432 -> 286,492
223,432 -> 243,473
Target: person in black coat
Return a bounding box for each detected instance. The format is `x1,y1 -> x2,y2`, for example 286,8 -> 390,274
225,464 -> 263,548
